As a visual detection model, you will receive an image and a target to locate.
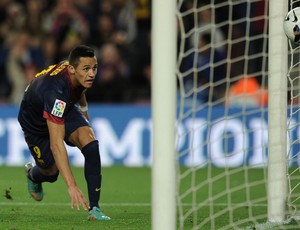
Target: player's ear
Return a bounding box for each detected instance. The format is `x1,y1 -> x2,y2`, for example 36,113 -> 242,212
68,65 -> 75,74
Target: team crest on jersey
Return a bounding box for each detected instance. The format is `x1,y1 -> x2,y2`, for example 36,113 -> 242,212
51,99 -> 66,118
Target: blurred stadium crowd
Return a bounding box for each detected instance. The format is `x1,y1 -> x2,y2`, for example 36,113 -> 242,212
0,0 -> 269,107
0,0 -> 151,104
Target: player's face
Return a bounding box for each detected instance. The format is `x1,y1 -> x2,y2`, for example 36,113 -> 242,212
73,56 -> 98,88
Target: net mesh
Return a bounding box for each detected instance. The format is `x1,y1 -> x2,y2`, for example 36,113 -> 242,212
287,0 -> 300,221
175,0 -> 286,229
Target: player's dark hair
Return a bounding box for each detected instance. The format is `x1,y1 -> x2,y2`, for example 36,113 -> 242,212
68,45 -> 95,67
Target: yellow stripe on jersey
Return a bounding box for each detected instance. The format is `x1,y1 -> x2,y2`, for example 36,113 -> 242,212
35,61 -> 69,78
35,64 -> 56,78
50,61 -> 69,76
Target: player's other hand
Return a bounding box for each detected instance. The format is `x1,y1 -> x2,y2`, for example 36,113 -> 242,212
68,185 -> 89,211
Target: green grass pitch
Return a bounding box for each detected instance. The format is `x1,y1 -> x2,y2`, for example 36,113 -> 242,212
0,166 -> 151,230
1,166 -> 300,229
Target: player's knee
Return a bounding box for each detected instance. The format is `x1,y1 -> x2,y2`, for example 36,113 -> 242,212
69,126 -> 96,149
46,171 -> 59,183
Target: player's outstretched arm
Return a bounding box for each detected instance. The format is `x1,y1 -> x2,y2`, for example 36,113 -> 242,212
47,120 -> 89,211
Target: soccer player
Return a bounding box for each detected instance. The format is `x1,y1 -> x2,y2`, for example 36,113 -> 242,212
18,45 -> 110,221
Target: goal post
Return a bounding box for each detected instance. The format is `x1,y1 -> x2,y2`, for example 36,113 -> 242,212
151,0 -> 177,229
267,0 -> 288,223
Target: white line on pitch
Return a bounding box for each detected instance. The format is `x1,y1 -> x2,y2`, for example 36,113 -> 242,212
0,202 -> 151,206
0,202 -> 270,207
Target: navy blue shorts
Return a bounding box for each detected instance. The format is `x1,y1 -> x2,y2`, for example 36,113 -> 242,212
24,106 -> 89,169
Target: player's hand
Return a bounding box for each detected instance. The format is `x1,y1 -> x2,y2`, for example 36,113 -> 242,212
68,185 -> 89,211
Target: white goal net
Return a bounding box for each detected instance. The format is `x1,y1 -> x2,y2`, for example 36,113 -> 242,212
287,0 -> 300,222
175,0 -> 300,229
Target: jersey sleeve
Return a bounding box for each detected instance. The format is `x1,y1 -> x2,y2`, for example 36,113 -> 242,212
43,90 -> 67,125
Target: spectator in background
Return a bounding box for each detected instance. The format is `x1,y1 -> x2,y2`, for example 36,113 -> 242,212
92,0 -> 137,50
40,34 -> 59,66
134,0 -> 151,34
226,75 -> 268,107
42,0 -> 90,59
0,1 -> 47,105
0,0 -> 27,105
0,45 -> 11,103
0,1 -> 25,43
89,0 -> 115,47
110,0 -> 138,81
97,0 -> 114,16
73,0 -> 95,33
248,0 -> 267,77
86,42 -> 130,102
90,14 -> 115,48
189,3 -> 226,52
0,0 -> 15,36
128,0 -> 151,103
112,0 -> 137,48
181,33 -> 227,102
130,30 -> 151,104
23,0 -> 44,39
5,30 -> 44,104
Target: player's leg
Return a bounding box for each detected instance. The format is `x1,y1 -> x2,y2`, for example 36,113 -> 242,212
68,126 -> 101,207
68,127 -> 111,220
68,128 -> 111,221
24,134 -> 59,201
65,106 -> 110,220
